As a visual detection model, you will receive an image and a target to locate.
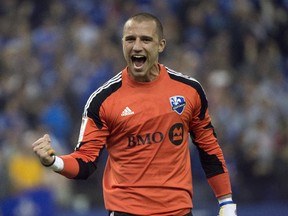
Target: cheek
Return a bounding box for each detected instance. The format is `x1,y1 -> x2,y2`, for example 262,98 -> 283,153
123,44 -> 133,54
122,47 -> 130,60
149,49 -> 159,60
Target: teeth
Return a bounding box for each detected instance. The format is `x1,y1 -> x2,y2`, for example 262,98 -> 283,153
133,55 -> 145,58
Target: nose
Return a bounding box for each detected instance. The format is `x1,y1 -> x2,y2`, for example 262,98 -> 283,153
132,38 -> 142,51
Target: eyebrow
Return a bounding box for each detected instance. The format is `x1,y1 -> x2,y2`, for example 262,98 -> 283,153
124,35 -> 154,41
141,36 -> 153,41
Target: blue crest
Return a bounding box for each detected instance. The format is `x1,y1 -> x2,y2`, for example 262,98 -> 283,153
170,96 -> 186,115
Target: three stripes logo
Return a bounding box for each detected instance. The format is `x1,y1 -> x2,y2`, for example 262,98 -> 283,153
121,106 -> 134,116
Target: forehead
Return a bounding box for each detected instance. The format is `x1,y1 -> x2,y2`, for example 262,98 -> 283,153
123,20 -> 158,37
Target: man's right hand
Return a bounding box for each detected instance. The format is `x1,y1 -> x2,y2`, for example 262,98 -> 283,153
32,134 -> 56,166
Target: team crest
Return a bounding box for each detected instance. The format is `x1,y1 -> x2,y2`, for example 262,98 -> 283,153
170,96 -> 186,115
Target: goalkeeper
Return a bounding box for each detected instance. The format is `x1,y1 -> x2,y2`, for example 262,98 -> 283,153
32,12 -> 237,216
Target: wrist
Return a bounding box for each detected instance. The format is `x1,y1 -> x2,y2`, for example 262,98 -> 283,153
49,156 -> 64,172
41,155 -> 56,167
218,196 -> 234,207
41,155 -> 64,172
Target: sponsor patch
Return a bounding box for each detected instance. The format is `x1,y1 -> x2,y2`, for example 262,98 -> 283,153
170,95 -> 186,115
169,123 -> 184,145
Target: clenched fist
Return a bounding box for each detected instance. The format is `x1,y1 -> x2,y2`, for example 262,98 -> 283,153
32,134 -> 56,166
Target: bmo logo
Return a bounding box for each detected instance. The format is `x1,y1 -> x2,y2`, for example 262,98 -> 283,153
169,123 -> 184,145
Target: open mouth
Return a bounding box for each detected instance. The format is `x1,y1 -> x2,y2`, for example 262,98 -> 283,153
131,55 -> 147,68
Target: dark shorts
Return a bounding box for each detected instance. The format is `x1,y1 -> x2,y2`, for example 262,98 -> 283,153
108,211 -> 193,216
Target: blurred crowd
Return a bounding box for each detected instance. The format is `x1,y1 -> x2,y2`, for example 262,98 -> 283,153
1,0 -> 288,212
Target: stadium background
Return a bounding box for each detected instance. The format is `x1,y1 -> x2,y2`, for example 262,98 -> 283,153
0,0 -> 288,215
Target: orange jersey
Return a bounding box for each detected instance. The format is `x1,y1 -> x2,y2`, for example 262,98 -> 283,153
58,64 -> 231,215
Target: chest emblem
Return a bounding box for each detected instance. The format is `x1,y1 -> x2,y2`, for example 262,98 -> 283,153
121,106 -> 134,116
169,95 -> 186,115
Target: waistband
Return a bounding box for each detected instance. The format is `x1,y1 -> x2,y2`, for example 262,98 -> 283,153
108,211 -> 192,216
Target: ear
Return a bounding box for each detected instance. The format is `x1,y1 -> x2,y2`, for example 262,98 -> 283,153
158,39 -> 166,53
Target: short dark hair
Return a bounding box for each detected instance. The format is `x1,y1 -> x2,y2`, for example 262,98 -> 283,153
126,12 -> 164,40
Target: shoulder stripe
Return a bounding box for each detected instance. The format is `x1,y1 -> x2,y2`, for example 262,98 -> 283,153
83,71 -> 122,117
83,71 -> 122,129
166,67 -> 200,83
166,67 -> 208,120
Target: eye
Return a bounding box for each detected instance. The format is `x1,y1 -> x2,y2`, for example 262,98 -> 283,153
125,36 -> 135,43
142,37 -> 152,43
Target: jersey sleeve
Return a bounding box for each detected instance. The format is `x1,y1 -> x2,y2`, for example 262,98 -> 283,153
189,88 -> 232,198
57,100 -> 109,179
57,73 -> 121,179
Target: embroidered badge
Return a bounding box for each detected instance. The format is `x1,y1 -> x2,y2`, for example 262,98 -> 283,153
170,96 -> 186,115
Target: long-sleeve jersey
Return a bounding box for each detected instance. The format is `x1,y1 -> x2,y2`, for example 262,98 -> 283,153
58,64 -> 232,215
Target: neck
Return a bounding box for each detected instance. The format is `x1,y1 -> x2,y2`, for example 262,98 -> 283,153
129,64 -> 160,82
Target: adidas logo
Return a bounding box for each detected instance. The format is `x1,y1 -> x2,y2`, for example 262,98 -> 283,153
121,106 -> 134,116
